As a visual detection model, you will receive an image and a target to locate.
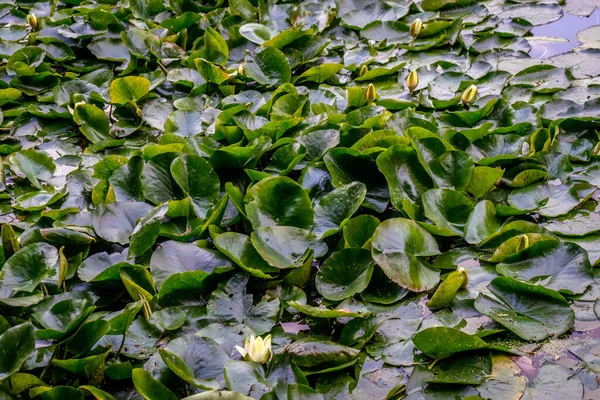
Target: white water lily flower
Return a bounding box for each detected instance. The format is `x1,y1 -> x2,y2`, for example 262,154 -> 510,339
236,334 -> 272,364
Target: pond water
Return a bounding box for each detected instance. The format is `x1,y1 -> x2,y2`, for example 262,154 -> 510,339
529,8 -> 600,58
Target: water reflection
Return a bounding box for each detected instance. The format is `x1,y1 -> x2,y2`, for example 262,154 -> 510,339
529,8 -> 600,58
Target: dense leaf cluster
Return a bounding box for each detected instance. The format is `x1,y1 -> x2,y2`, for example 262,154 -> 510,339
0,0 -> 599,399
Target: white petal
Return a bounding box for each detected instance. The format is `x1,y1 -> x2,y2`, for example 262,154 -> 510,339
235,346 -> 247,358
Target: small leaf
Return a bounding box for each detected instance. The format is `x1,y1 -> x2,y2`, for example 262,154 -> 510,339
110,76 -> 151,105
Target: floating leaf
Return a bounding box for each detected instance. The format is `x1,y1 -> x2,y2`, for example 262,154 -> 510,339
475,277 -> 574,341
371,218 -> 441,292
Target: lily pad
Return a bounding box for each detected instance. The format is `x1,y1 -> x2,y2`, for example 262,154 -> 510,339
371,218 -> 441,292
475,277 -> 575,341
315,248 -> 375,301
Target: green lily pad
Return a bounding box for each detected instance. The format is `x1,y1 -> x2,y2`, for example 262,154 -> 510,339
244,46 -> 291,86
474,277 -> 575,341
245,176 -> 314,230
371,218 -> 441,292
0,323 -> 35,381
315,248 -> 375,301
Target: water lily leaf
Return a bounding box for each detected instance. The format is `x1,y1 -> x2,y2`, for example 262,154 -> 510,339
376,144 -> 433,220
244,46 -> 291,86
427,72 -> 473,108
33,299 -> 95,340
73,104 -> 110,144
315,248 -> 375,301
132,368 -> 178,400
53,350 -> 109,378
6,47 -> 45,77
371,218 -> 441,292
103,317 -> 160,360
0,243 -> 58,294
424,353 -> 492,385
67,319 -> 111,357
360,266 -> 409,305
288,301 -> 369,318
313,182 -> 366,238
128,203 -> 169,258
109,76 -> 151,105
160,335 -> 227,389
510,65 -> 570,93
465,200 -> 502,244
0,88 -> 22,107
496,240 -> 594,295
201,27 -> 229,66
1,372 -> 45,396
77,250 -> 127,283
522,363 -> 583,400
360,20 -> 408,45
341,1 -> 407,30
325,147 -> 389,213
239,23 -> 275,44
422,189 -> 474,236
93,202 -> 153,245
296,64 -> 344,84
343,215 -> 380,248
477,355 -> 526,400
7,149 -> 55,189
405,364 -> 471,399
474,277 -> 574,341
224,355 -> 306,399
406,127 -> 474,190
0,0 -> 599,396
109,156 -> 144,202
352,357 -> 404,399
577,25 -> 600,49
428,150 -> 474,190
141,152 -> 184,205
0,323 -> 35,381
214,231 -> 275,277
467,134 -> 526,165
251,226 -> 326,270
245,176 -> 314,230
164,110 -> 203,137
150,240 -> 233,289
412,326 -> 513,359
499,3 -> 563,26
297,129 -> 340,165
31,386 -> 85,400
541,209 -> 600,237
170,154 -> 220,219
421,0 -> 475,11
508,181 -> 596,217
156,271 -> 211,306
207,274 -> 280,334
286,339 -> 360,368
182,391 -> 253,400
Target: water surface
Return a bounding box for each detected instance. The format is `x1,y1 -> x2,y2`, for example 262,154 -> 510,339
529,8 -> 600,58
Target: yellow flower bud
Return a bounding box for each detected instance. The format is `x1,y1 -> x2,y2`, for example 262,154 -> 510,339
409,18 -> 423,39
235,335 -> 272,364
407,70 -> 419,92
515,234 -> 529,253
359,65 -> 368,77
365,83 -> 376,103
27,13 -> 39,31
68,101 -> 86,115
461,84 -> 477,105
457,266 -> 468,289
237,64 -> 245,76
